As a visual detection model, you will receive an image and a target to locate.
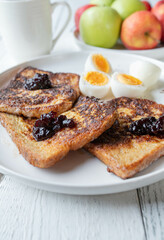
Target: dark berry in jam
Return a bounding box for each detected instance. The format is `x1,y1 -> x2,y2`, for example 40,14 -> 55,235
33,126 -> 55,141
24,73 -> 52,90
33,111 -> 76,141
62,119 -> 76,128
58,115 -> 67,126
129,115 -> 164,137
151,115 -> 164,135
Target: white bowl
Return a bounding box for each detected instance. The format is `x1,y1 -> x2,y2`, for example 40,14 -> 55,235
73,29 -> 164,60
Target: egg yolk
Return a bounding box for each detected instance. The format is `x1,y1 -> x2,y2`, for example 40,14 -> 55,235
85,71 -> 109,86
92,54 -> 110,74
117,74 -> 142,85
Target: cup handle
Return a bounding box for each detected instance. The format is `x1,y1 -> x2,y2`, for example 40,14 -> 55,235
51,1 -> 72,49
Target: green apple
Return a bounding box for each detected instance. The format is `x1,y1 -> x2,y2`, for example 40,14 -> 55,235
90,0 -> 115,6
111,0 -> 145,20
80,7 -> 122,48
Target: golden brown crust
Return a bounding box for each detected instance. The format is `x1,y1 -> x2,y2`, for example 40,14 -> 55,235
0,96 -> 117,168
85,97 -> 164,179
0,67 -> 80,118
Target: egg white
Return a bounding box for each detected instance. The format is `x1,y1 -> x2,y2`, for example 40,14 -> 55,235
111,72 -> 146,98
129,60 -> 161,89
79,71 -> 111,99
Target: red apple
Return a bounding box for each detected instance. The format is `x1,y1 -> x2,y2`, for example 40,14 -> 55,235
142,1 -> 151,11
121,11 -> 162,50
152,1 -> 164,42
75,4 -> 96,31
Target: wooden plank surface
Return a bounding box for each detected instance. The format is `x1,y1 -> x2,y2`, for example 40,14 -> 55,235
138,180 -> 164,240
0,176 -> 145,240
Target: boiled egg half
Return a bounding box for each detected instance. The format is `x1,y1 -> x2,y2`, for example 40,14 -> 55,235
79,71 -> 110,98
129,60 -> 161,88
111,73 -> 146,98
84,53 -> 112,74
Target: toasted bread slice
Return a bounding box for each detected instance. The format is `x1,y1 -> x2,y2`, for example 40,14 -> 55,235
85,97 -> 164,179
0,67 -> 80,118
0,96 -> 116,168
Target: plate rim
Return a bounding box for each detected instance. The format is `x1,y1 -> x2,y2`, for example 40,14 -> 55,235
0,159 -> 164,188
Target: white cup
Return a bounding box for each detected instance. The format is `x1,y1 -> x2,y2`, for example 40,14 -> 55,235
0,0 -> 71,62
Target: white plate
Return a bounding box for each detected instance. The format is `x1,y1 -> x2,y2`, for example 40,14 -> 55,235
0,51 -> 164,195
73,30 -> 164,60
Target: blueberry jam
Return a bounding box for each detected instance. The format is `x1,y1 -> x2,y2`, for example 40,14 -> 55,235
33,111 -> 76,141
129,115 -> 164,137
24,73 -> 52,90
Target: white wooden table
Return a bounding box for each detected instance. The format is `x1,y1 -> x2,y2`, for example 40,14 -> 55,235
0,0 -> 164,239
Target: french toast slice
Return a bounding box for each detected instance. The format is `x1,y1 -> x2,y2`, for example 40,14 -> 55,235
0,96 -> 117,168
0,67 -> 80,118
85,97 -> 164,179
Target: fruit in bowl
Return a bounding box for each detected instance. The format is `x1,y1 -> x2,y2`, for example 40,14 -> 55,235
79,6 -> 122,48
75,1 -> 162,51
152,1 -> 164,42
111,0 -> 146,20
142,1 -> 151,11
121,11 -> 162,50
75,4 -> 96,31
